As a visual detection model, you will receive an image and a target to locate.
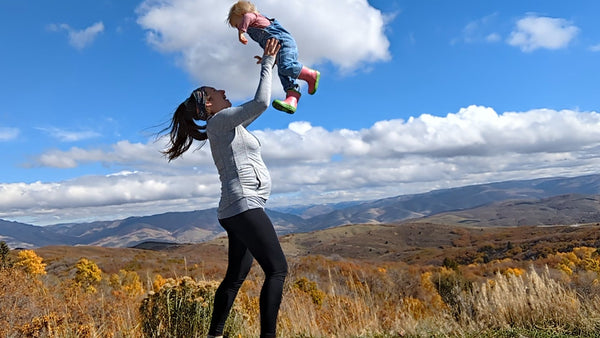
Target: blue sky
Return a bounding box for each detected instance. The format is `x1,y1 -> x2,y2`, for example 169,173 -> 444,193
1,0 -> 599,225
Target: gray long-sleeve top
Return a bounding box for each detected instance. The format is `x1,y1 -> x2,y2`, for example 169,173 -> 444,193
207,55 -> 275,219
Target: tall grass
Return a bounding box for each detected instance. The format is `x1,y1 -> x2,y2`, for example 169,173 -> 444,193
457,266 -> 599,335
3,246 -> 600,336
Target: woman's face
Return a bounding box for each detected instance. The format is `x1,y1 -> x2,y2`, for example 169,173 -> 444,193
203,87 -> 231,115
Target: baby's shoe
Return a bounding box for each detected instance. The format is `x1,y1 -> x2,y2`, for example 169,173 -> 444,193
298,66 -> 320,95
273,89 -> 301,114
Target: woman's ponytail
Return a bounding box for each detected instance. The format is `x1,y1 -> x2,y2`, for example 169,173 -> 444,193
161,96 -> 208,161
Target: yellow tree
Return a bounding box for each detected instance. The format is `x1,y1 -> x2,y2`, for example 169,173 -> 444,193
109,269 -> 144,297
14,250 -> 46,276
73,258 -> 102,293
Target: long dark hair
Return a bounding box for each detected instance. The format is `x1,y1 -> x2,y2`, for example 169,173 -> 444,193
161,92 -> 208,162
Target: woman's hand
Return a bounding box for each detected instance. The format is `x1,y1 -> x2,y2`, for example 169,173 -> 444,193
254,38 -> 280,64
264,38 -> 280,57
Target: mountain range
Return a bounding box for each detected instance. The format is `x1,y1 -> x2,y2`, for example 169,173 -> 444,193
2,174 -> 600,249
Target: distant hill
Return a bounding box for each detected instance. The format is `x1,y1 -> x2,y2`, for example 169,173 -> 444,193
302,174 -> 600,230
0,219 -> 78,248
2,174 -> 600,248
412,194 -> 600,227
276,221 -> 600,265
45,209 -> 223,248
272,200 -> 365,219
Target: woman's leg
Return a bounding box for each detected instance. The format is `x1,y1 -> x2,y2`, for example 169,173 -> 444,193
208,225 -> 254,336
217,208 -> 288,337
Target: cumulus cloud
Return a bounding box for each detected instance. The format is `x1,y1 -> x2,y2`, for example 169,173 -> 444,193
258,107 -> 600,162
48,21 -> 104,50
0,171 -> 221,225
0,127 -> 19,141
9,106 -> 600,225
33,139 -> 214,169
507,15 -> 579,52
136,0 -> 391,99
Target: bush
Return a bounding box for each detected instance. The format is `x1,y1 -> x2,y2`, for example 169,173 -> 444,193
432,267 -> 472,318
293,277 -> 326,306
109,269 -> 144,297
14,250 -> 46,276
73,258 -> 102,293
139,276 -> 244,338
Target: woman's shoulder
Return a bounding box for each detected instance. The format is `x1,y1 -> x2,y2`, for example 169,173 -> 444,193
206,107 -> 242,131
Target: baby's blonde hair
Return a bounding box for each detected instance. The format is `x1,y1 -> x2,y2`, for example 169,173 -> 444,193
227,1 -> 258,27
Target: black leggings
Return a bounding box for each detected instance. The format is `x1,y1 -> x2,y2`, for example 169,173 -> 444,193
208,208 -> 288,338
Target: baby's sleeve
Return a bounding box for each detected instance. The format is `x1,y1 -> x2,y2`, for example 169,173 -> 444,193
238,12 -> 256,32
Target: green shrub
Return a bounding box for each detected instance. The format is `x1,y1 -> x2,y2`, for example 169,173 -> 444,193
139,276 -> 244,337
0,241 -> 11,269
293,277 -> 326,306
432,267 -> 472,319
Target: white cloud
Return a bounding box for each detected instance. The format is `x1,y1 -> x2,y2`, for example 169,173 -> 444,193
48,22 -> 105,50
0,127 -> 19,141
33,139 -> 214,169
507,15 -> 579,52
0,172 -> 221,225
453,14 -> 500,45
589,44 -> 600,52
37,127 -> 101,142
7,106 -> 600,225
486,33 -> 501,43
136,0 -> 391,99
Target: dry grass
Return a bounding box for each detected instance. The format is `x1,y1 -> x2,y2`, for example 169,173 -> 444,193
0,268 -> 142,337
457,266 -> 594,333
3,244 -> 600,337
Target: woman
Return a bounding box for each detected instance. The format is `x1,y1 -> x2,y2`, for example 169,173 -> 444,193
162,39 -> 288,338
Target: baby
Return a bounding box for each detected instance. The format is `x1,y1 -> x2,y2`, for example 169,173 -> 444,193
228,1 -> 320,114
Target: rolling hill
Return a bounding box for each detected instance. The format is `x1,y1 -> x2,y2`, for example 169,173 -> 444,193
35,221 -> 600,279
2,174 -> 600,249
412,194 -> 600,227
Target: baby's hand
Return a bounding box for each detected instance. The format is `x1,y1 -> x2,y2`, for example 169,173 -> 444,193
239,34 -> 248,45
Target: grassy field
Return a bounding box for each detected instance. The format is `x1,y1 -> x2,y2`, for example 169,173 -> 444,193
2,224 -> 600,337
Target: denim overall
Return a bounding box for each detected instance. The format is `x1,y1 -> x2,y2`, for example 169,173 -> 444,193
247,18 -> 302,92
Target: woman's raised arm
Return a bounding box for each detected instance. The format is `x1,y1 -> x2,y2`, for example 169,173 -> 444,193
209,39 -> 281,131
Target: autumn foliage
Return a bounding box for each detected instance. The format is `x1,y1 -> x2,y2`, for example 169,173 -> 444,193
14,249 -> 46,276
2,240 -> 600,336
